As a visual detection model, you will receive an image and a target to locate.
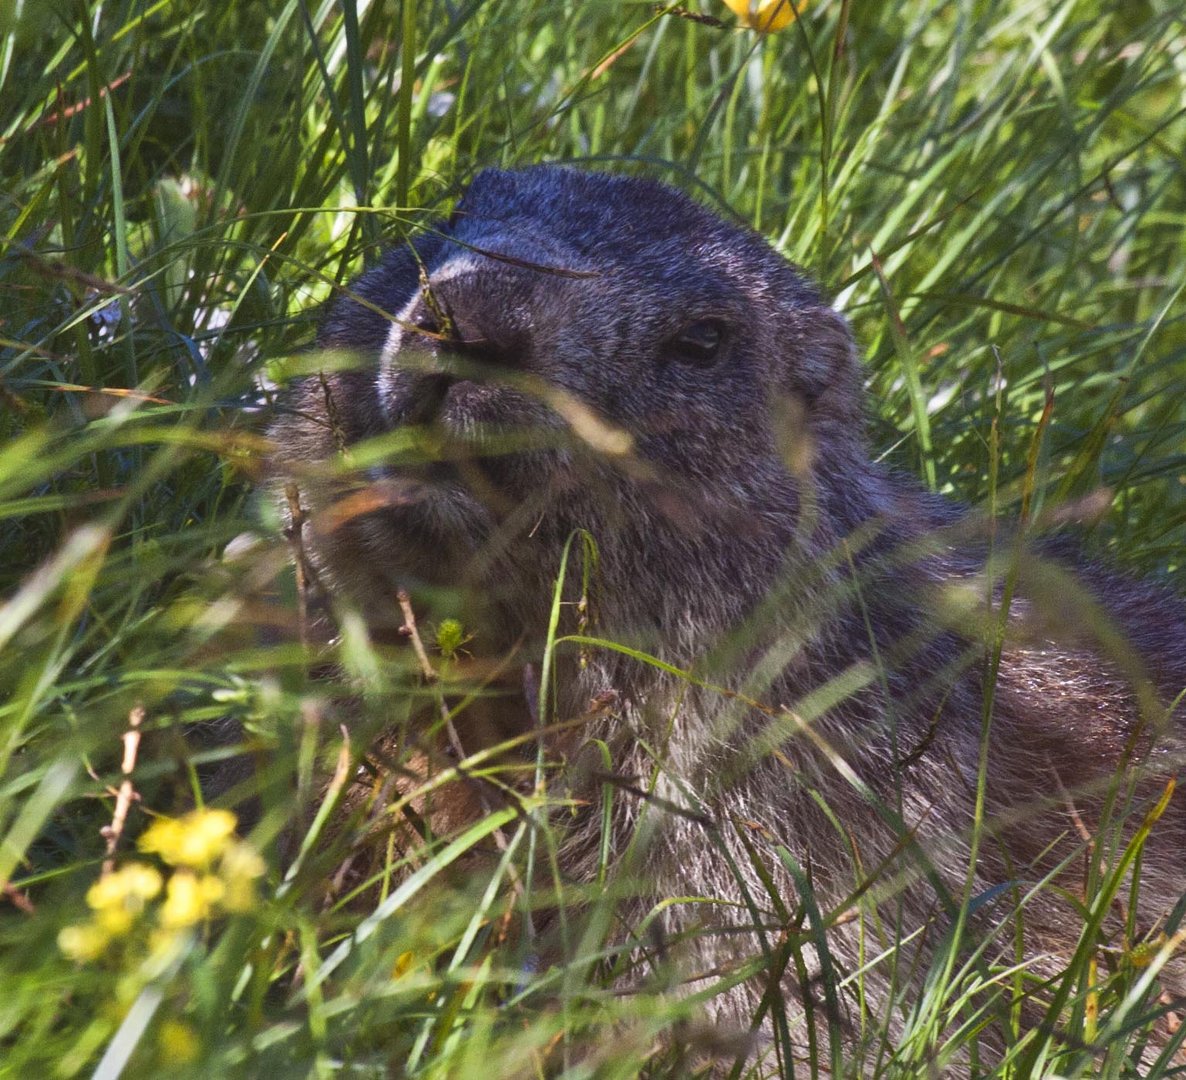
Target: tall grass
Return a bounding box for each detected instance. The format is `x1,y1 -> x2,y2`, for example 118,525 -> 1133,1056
1,0 -> 1185,1076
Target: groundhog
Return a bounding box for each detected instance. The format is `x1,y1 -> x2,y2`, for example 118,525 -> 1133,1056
269,166 -> 1186,1071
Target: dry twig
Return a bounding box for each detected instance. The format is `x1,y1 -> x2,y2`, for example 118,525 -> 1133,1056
2,883 -> 34,914
284,484 -> 311,649
100,705 -> 145,874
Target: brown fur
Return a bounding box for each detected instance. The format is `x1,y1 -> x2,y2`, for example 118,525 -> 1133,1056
269,166 -> 1186,1072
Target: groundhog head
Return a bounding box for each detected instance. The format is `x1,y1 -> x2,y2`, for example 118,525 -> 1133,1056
275,166 -> 874,638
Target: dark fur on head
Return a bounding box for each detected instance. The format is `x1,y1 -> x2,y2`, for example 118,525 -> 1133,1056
270,165 -> 1186,1071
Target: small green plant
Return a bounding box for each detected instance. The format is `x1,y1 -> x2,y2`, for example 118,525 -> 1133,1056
434,618 -> 474,662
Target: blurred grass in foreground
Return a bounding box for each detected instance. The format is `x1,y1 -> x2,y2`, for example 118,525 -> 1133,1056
1,0 -> 1185,1075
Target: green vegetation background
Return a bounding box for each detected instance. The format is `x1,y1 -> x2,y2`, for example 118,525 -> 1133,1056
1,0 -> 1184,1076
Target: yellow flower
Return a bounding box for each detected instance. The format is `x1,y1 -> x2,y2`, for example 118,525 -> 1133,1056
219,840 -> 266,912
83,862 -> 163,936
722,0 -> 806,32
160,871 -> 225,928
86,863 -> 163,911
58,922 -> 110,962
158,1020 -> 199,1064
93,904 -> 135,937
139,808 -> 238,869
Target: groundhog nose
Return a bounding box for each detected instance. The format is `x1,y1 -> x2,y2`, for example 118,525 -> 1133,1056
405,264 -> 534,370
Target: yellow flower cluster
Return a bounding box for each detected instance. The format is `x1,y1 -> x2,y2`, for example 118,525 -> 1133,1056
58,809 -> 265,963
139,807 -> 238,869
58,863 -> 163,962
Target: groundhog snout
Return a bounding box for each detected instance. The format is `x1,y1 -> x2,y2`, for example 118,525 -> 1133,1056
406,267 -> 533,372
376,254 -> 575,434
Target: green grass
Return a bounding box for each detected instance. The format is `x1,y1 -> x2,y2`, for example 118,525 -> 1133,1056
1,0 -> 1185,1076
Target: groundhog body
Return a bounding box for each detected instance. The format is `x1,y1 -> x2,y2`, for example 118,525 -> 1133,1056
270,166 -> 1186,1070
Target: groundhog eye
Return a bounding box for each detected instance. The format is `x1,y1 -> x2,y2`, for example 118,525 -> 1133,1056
668,318 -> 725,366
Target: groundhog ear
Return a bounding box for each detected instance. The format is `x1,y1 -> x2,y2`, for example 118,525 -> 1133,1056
786,305 -> 865,429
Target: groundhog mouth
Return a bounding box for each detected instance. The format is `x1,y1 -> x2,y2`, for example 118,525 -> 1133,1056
382,368 -> 578,503
397,369 -> 530,427
379,376 -> 552,498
